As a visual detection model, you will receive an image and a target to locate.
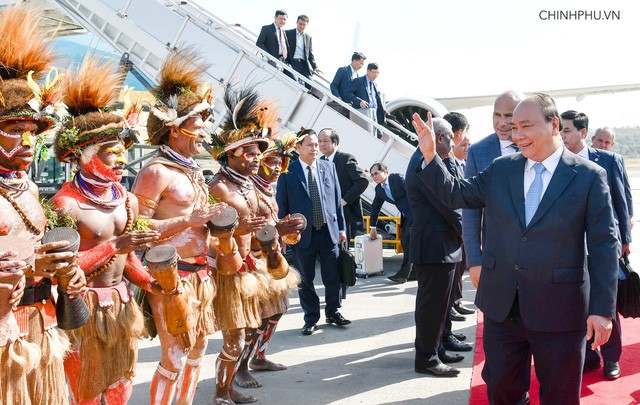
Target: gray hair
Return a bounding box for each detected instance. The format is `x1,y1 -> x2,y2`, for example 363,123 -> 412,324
432,117 -> 453,137
594,127 -> 616,137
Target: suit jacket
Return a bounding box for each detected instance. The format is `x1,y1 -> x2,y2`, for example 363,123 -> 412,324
330,151 -> 368,224
621,155 -> 634,217
256,23 -> 289,60
462,133 -> 502,268
420,150 -> 619,332
285,29 -> 317,71
330,65 -> 356,100
276,158 -> 345,249
369,173 -> 413,228
346,76 -> 385,124
405,149 -> 462,265
588,147 -> 632,244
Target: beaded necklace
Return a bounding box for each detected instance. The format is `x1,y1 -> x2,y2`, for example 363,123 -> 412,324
0,186 -> 43,235
85,196 -> 133,281
221,166 -> 278,222
0,171 -> 30,192
73,172 -> 127,209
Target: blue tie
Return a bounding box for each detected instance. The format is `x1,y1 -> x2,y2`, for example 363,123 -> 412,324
383,183 -> 394,202
525,163 -> 545,226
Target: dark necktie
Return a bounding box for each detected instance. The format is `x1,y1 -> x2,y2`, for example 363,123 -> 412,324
307,165 -> 325,229
510,143 -> 520,152
320,155 -> 328,161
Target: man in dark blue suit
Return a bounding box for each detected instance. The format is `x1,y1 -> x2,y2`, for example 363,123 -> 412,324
462,90 -> 524,287
561,110 -> 631,380
412,94 -> 619,404
330,52 -> 366,101
592,127 -> 634,227
405,117 -> 465,377
346,62 -> 388,125
276,129 -> 349,336
368,162 -> 413,282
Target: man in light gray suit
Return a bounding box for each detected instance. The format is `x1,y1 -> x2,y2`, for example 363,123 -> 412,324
412,94 -> 618,404
462,90 -> 524,287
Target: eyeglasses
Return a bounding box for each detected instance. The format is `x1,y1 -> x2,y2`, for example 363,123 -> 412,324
370,171 -> 382,176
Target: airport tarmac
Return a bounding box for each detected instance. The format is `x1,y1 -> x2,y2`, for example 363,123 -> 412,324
129,251 -> 478,404
129,176 -> 640,404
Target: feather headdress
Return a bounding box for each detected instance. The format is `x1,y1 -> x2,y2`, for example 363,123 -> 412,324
209,86 -> 277,161
54,56 -> 139,163
147,47 -> 214,146
262,131 -> 298,173
0,5 -> 63,133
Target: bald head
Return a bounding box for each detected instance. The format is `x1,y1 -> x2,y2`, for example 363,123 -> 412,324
493,90 -> 526,140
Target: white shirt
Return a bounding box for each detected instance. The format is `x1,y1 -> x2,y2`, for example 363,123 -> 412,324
350,66 -> 358,80
576,145 -> 589,160
500,139 -> 519,156
324,150 -> 337,162
274,24 -> 285,56
299,159 -> 325,206
524,144 -> 564,198
294,30 -> 305,59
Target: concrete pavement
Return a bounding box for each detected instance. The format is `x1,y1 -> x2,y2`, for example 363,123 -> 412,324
130,252 -> 479,404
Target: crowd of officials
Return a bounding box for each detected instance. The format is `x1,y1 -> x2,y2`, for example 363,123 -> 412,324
0,5 -> 634,405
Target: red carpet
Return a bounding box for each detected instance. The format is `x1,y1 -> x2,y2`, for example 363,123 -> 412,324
469,312 -> 640,404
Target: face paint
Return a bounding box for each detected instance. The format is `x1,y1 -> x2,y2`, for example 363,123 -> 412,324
83,154 -> 122,182
0,129 -> 35,158
21,132 -> 34,147
180,127 -> 204,138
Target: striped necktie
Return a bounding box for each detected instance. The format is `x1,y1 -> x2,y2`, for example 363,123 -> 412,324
307,165 -> 325,229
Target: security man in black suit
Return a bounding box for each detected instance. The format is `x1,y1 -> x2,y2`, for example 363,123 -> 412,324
318,128 -> 368,245
405,117 -> 465,377
285,15 -> 320,88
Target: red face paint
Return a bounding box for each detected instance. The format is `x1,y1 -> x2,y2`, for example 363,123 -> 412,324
83,154 -> 122,182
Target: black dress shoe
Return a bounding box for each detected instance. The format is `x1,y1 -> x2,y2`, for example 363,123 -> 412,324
453,301 -> 477,315
603,361 -> 621,380
387,275 -> 406,284
452,332 -> 467,341
439,350 -> 464,363
583,358 -> 601,373
449,309 -> 466,322
415,363 -> 460,377
326,312 -> 351,326
301,322 -> 316,335
443,335 -> 473,352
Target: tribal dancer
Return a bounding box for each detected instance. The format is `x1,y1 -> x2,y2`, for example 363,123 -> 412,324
51,57 -> 167,404
234,133 -> 303,388
131,48 -> 226,405
208,87 -> 298,404
0,5 -> 86,404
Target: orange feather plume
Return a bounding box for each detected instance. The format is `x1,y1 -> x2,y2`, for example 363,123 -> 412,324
62,56 -> 124,116
0,5 -> 56,81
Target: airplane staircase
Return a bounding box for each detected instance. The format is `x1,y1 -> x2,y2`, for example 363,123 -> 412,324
46,0 -> 418,215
